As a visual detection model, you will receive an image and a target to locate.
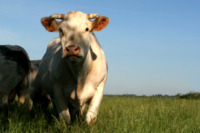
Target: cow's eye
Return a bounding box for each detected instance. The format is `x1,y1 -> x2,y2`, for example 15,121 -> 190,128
85,28 -> 89,32
59,28 -> 64,36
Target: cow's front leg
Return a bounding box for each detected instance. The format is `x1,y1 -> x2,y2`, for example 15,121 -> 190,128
86,80 -> 105,125
54,89 -> 70,123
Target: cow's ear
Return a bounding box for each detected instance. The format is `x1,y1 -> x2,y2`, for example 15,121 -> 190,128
41,17 -> 61,32
92,16 -> 110,31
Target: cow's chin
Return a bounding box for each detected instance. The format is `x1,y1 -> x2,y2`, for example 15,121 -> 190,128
66,55 -> 83,63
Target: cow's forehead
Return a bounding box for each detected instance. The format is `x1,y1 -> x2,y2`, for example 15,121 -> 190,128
65,11 -> 87,19
61,11 -> 90,31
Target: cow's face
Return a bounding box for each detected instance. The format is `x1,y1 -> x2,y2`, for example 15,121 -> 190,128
41,11 -> 109,63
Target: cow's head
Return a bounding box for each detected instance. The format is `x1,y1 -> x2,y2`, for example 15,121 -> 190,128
41,11 -> 109,63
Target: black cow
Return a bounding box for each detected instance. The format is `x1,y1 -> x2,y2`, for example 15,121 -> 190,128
0,45 -> 35,118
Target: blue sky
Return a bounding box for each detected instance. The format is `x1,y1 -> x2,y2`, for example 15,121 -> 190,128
0,0 -> 199,95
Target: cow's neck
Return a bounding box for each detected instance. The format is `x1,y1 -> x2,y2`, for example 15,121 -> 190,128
68,49 -> 93,86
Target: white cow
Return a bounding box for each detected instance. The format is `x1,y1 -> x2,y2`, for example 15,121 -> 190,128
36,11 -> 109,125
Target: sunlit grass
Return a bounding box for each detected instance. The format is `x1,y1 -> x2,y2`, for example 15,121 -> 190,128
0,97 -> 200,132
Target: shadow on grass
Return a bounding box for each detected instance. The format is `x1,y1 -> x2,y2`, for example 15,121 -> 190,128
0,100 -> 91,132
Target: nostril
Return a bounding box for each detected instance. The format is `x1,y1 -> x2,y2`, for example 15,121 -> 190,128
75,47 -> 80,51
66,48 -> 69,52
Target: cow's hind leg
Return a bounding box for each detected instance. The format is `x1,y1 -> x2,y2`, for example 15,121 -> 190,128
0,93 -> 8,121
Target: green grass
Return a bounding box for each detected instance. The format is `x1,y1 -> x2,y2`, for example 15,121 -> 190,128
1,97 -> 200,133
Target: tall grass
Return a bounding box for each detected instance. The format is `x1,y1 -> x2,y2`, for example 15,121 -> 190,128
0,97 -> 200,132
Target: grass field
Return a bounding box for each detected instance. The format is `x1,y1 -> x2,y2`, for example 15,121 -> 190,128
0,96 -> 200,133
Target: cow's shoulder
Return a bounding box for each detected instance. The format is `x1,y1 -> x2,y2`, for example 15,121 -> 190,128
47,38 -> 61,50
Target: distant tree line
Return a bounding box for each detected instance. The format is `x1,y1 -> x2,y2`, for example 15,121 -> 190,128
104,92 -> 200,99
104,94 -> 176,98
176,92 -> 200,100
